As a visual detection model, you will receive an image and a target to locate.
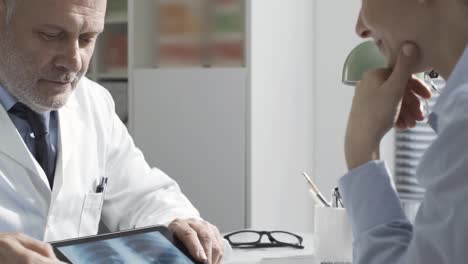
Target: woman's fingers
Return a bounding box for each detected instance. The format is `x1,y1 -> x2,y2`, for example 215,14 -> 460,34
409,77 -> 432,99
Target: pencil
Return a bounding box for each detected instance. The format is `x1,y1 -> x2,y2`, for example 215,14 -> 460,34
301,172 -> 331,207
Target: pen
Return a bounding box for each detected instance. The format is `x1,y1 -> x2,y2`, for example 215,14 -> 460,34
96,177 -> 108,193
331,190 -> 338,207
301,172 -> 331,207
334,187 -> 344,208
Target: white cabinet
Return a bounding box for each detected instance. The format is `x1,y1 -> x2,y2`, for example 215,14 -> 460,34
132,68 -> 247,232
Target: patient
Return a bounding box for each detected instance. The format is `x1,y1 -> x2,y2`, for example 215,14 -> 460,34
339,0 -> 468,263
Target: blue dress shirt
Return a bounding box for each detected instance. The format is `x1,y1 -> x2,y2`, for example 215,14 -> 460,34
338,45 -> 468,263
0,85 -> 58,174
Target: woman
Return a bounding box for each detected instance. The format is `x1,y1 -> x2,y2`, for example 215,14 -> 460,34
339,0 -> 468,263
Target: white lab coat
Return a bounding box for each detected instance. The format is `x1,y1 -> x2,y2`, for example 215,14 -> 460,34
0,77 -> 200,242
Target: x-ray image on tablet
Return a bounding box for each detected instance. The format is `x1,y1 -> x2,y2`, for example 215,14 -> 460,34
52,226 -> 198,264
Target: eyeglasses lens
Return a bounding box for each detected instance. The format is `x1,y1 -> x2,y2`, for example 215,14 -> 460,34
228,231 -> 261,243
269,232 -> 300,244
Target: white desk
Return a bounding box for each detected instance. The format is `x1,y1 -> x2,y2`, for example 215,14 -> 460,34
224,233 -> 352,264
225,233 -> 317,264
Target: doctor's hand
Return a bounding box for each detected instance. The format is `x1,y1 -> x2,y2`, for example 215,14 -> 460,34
345,42 -> 431,170
0,232 -> 65,264
169,218 -> 224,264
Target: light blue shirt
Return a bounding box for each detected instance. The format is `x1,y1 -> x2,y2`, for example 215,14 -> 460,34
0,85 -> 58,165
338,45 -> 468,264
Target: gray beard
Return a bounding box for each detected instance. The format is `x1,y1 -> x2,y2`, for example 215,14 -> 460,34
0,30 -> 82,112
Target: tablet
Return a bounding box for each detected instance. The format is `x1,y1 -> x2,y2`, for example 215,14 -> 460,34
51,225 -> 201,264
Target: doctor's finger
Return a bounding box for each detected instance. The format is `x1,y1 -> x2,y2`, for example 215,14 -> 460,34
25,250 -> 66,264
0,240 -> 62,264
189,221 -> 214,264
170,220 -> 208,263
13,233 -> 56,258
210,224 -> 224,264
14,233 -> 57,258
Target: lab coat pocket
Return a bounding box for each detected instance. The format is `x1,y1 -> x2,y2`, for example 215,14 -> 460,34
78,192 -> 104,237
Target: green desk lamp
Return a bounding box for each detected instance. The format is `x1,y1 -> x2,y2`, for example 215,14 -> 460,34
342,40 -> 440,92
342,40 -> 387,86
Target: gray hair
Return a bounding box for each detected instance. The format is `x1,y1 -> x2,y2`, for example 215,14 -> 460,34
3,0 -> 15,24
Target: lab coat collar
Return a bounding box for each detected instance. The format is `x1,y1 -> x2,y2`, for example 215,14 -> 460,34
0,81 -> 84,202
0,84 -> 17,111
53,84 -> 85,202
0,102 -> 52,196
62,85 -> 80,109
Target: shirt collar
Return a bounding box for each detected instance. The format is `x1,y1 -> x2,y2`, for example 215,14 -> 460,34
0,84 -> 18,112
0,85 -> 53,120
428,45 -> 468,131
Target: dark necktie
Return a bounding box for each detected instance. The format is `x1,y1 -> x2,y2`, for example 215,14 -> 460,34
9,102 -> 56,189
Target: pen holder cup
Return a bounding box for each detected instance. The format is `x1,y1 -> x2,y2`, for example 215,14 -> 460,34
313,206 -> 353,262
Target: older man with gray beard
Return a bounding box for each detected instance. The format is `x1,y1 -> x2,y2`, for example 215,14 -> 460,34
0,0 -> 225,263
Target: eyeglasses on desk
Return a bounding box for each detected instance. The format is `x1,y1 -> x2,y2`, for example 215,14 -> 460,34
224,230 -> 304,249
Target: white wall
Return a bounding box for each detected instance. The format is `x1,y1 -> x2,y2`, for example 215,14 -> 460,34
132,69 -> 248,233
249,0 -> 316,232
314,1 -> 395,194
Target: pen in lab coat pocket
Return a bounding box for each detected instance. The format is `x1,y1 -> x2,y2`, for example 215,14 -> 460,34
96,177 -> 108,193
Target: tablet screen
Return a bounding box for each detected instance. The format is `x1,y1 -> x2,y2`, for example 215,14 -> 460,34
55,231 -> 193,264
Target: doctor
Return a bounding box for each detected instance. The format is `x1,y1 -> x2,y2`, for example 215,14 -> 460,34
339,0 -> 468,263
0,0 -> 224,263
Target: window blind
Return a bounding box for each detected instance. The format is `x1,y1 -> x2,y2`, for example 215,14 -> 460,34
394,77 -> 445,221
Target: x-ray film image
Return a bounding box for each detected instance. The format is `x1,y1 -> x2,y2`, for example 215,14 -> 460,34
57,232 -> 193,264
